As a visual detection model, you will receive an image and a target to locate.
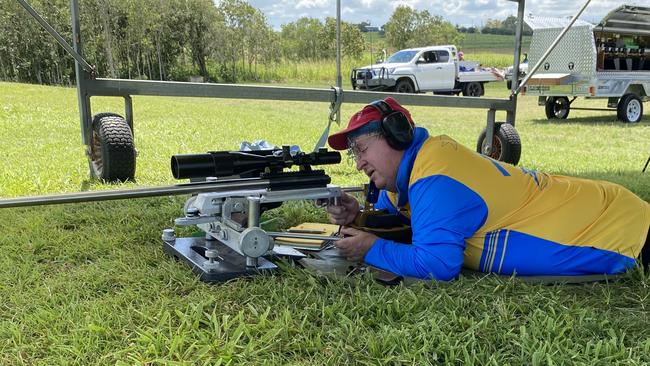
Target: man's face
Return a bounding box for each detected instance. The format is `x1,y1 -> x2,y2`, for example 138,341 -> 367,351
349,133 -> 403,192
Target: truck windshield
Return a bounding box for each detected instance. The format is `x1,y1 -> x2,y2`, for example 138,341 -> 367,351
386,50 -> 418,63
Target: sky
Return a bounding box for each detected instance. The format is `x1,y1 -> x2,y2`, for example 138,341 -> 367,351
243,0 -> 638,30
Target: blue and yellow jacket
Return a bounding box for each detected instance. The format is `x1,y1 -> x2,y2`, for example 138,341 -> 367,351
364,127 -> 650,280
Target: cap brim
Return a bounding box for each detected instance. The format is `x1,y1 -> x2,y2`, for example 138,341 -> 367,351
327,129 -> 352,150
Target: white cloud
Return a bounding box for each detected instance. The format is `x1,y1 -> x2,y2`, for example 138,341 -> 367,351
295,0 -> 329,10
442,0 -> 464,14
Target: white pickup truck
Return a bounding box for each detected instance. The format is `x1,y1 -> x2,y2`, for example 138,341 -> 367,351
351,45 -> 504,97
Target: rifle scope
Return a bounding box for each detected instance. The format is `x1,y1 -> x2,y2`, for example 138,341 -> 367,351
171,147 -> 341,180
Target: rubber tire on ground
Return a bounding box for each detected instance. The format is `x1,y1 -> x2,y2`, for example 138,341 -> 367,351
89,113 -> 136,182
463,82 -> 484,97
616,94 -> 643,123
506,80 -> 512,90
476,122 -> 521,165
544,96 -> 570,119
394,79 -> 415,93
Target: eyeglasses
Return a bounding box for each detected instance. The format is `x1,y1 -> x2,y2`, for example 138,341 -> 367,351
347,134 -> 381,162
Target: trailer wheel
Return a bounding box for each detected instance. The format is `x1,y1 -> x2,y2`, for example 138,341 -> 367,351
395,79 -> 415,93
476,123 -> 521,165
617,94 -> 643,123
463,82 -> 484,97
544,96 -> 570,119
89,113 -> 136,182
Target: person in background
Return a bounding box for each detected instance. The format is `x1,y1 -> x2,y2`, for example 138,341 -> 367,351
325,97 -> 650,280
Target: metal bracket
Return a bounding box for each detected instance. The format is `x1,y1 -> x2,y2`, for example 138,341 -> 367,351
314,86 -> 343,151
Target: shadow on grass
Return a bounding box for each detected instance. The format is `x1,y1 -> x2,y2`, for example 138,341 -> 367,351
80,180 -> 92,192
79,178 -> 139,192
553,168 -> 650,179
530,115 -> 647,126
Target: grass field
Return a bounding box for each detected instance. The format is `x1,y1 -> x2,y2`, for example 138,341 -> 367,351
458,33 -> 532,54
1,81 -> 650,364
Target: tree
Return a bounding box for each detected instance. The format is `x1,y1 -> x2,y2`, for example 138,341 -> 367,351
384,6 -> 416,50
217,0 -> 275,81
183,0 -> 221,80
356,21 -> 370,32
280,17 -> 325,60
320,17 -> 365,59
384,6 -> 462,50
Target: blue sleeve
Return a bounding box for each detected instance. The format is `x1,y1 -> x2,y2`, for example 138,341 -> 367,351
364,175 -> 488,280
373,190 -> 397,214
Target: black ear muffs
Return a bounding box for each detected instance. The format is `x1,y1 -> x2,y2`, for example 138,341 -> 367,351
369,100 -> 414,150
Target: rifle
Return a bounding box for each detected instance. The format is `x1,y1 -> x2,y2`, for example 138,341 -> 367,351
164,146 -> 348,281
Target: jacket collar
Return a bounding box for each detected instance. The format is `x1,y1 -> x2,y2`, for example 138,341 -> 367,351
395,127 -> 429,207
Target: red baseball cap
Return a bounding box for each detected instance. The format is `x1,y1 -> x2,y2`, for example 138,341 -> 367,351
327,97 -> 414,150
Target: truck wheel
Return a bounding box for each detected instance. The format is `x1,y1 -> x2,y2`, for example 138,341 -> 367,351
395,79 -> 415,93
544,96 -> 570,119
476,123 -> 521,165
617,94 -> 643,123
463,82 -> 483,97
506,80 -> 512,90
89,113 -> 136,182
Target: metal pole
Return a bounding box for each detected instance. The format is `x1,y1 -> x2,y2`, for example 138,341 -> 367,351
248,197 -> 261,228
484,109 -> 496,155
507,0 -> 526,126
267,232 -> 342,241
15,0 -> 94,73
246,197 -> 261,267
70,0 -> 94,147
335,0 -> 342,127
515,0 -> 592,95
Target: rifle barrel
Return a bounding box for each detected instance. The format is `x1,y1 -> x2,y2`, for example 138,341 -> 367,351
0,178 -> 268,209
0,180 -> 362,209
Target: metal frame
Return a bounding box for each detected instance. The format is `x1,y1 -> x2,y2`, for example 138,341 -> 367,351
16,0 -> 531,162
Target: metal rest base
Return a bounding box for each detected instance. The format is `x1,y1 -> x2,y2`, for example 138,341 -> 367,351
162,236 -> 277,282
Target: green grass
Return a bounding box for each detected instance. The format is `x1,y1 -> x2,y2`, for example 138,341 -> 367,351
459,33 -> 532,54
1,81 -> 650,364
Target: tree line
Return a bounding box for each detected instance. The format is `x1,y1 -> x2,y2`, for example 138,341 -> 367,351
2,1 -> 522,86
457,15 -> 533,36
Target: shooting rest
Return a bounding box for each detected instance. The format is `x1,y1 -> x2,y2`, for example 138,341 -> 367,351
162,186 -> 343,281
158,146 -> 347,282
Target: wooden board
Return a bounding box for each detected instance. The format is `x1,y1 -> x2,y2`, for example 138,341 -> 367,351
528,72 -> 572,85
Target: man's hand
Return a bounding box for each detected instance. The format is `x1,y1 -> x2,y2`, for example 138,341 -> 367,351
336,227 -> 378,262
325,192 -> 360,226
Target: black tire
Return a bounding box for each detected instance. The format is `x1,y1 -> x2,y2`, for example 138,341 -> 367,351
476,123 -> 521,165
463,82 -> 484,97
506,80 -> 512,90
544,96 -> 570,119
395,79 -> 415,93
617,94 -> 643,123
89,113 -> 136,182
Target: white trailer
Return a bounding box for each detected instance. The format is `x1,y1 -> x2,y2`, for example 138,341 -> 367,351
522,5 -> 650,122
